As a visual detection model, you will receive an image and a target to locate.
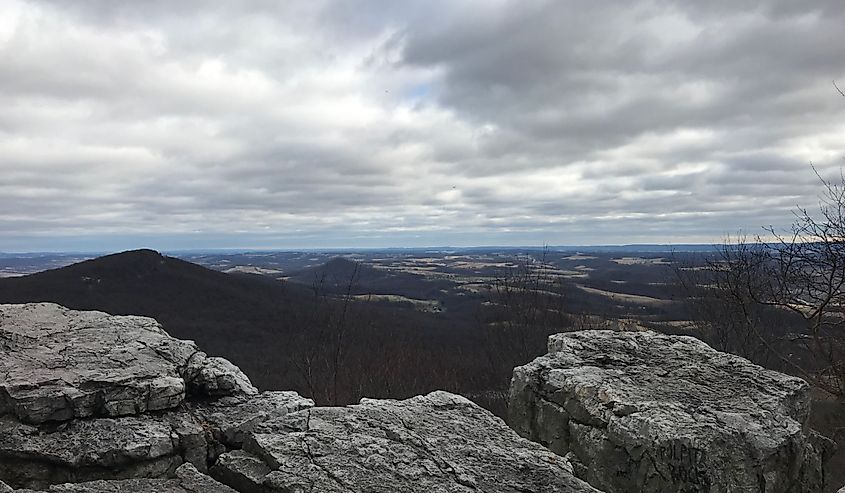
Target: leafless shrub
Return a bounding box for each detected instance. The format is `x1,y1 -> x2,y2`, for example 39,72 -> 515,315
481,248 -> 572,405
680,169 -> 845,396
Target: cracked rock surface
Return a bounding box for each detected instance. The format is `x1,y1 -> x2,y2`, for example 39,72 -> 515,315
509,330 -> 831,493
211,391 -> 600,492
0,303 -> 254,424
0,303 -> 599,492
11,464 -> 237,492
0,303 -> 312,490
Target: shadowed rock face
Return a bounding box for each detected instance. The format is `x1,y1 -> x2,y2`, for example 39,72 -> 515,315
509,330 -> 832,493
10,464 -> 236,492
211,391 -> 600,493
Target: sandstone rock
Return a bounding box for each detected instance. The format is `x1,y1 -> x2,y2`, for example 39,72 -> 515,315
10,464 -> 237,492
509,330 -> 830,493
0,303 -> 265,425
211,391 -> 600,493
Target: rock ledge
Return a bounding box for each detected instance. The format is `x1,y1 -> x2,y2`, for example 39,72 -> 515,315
212,391 -> 599,492
509,330 -> 831,493
0,303 -> 312,490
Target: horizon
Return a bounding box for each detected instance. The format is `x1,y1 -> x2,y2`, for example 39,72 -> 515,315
1,242 -> 721,256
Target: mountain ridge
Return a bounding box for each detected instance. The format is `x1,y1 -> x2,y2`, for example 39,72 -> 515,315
0,249 -> 312,389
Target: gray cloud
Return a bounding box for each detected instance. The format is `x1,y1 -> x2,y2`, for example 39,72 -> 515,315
1,0 -> 844,250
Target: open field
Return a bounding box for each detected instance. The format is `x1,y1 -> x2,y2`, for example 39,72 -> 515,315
575,284 -> 672,306
0,247 -> 696,330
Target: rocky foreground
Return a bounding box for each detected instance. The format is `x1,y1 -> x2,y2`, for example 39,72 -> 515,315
1,303 -> 833,492
509,330 -> 833,492
0,303 -> 598,492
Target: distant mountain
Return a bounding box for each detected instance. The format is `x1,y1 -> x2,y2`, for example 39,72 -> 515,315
0,250 -> 462,401
0,249 -> 315,387
287,257 -> 393,287
552,244 -> 718,253
287,256 -> 454,299
0,250 -> 529,410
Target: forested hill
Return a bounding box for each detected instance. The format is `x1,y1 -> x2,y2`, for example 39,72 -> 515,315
0,249 -> 492,406
0,250 -> 336,385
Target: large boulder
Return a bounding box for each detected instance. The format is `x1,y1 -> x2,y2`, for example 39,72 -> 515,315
211,391 -> 600,492
509,330 -> 831,493
0,304 -> 313,490
0,303 -> 256,425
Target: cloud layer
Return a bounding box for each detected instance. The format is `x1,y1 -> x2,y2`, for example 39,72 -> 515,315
2,0 -> 844,250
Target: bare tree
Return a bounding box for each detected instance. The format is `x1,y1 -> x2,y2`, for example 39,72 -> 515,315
293,260 -> 362,405
753,169 -> 845,394
682,170 -> 845,396
479,248 -> 572,409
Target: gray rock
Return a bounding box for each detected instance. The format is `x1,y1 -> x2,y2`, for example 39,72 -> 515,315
190,357 -> 258,397
189,391 -> 314,450
0,480 -> 12,493
509,330 -> 830,493
0,391 -> 317,490
211,391 -> 600,493
174,463 -> 241,493
0,303 -> 196,424
210,451 -> 273,493
0,303 -> 312,490
10,464 -> 237,492
0,303 -> 261,426
0,405 -> 206,488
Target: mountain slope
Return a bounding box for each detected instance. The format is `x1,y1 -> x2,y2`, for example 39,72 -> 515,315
0,250 -> 505,409
0,249 -> 314,387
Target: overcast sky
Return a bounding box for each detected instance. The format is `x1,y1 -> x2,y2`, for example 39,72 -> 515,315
2,0 -> 844,251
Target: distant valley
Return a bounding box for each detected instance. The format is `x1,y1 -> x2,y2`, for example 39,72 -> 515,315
0,247 -> 701,414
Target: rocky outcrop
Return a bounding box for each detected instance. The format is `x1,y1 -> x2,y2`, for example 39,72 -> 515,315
13,303 -> 832,492
509,330 -> 832,493
11,464 -> 237,492
0,303 -> 599,492
0,303 -> 257,424
0,303 -> 312,490
211,391 -> 600,492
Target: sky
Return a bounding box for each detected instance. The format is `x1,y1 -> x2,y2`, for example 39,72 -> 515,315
1,0 -> 844,252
